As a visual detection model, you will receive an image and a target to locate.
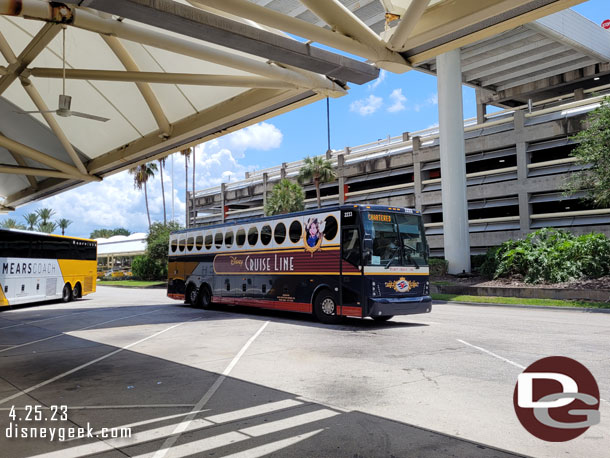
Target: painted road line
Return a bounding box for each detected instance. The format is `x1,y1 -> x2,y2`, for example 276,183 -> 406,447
0,319 -> 197,406
205,399 -> 303,424
35,403 -> 331,458
457,339 -> 526,369
151,321 -> 270,458
457,339 -> 610,405
27,419 -> 213,458
219,429 -> 324,458
88,410 -> 209,437
0,309 -> 161,354
0,404 -> 196,411
238,409 -> 338,437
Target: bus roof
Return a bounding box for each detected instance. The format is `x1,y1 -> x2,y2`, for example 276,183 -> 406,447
0,228 -> 96,243
173,204 -> 421,235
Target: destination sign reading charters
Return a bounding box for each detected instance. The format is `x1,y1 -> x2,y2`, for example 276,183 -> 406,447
367,213 -> 392,222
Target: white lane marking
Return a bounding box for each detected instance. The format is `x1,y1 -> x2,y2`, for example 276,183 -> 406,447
205,399 -> 302,424
457,339 -> 526,369
0,319 -> 195,406
134,432 -> 249,458
88,410 -> 209,437
27,419 -> 213,458
0,404 -> 196,411
239,409 -> 338,437
457,340 -> 610,405
37,401 -> 322,458
152,321 -> 270,458
0,309 -> 160,354
219,429 -> 324,458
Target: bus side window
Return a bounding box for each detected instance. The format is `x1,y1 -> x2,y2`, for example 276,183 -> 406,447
342,228 -> 361,267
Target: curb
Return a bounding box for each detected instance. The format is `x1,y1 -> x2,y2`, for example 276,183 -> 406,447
434,300 -> 610,314
97,284 -> 167,289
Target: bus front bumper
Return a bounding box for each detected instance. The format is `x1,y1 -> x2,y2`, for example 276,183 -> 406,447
368,296 -> 432,317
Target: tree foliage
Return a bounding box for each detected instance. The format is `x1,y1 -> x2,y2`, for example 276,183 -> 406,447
297,156 -> 336,208
57,218 -> 72,236
23,213 -> 39,230
264,179 -> 305,216
132,221 -> 182,280
36,208 -> 55,225
565,96 -> 610,206
0,218 -> 26,230
481,228 -> 610,284
89,228 -> 131,239
37,221 -> 57,234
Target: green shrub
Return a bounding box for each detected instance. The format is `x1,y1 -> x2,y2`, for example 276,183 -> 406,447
131,255 -> 164,281
429,258 -> 448,276
491,228 -> 610,284
479,246 -> 501,279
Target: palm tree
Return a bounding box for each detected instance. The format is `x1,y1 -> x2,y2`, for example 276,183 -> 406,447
129,162 -> 158,229
158,157 -> 168,225
180,148 -> 192,227
57,218 -> 72,236
297,156 -> 337,208
1,218 -> 26,230
36,207 -> 55,224
37,221 -> 57,233
23,212 -> 39,230
264,179 -> 305,216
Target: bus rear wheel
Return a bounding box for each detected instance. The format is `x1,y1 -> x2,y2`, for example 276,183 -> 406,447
62,284 -> 72,303
71,283 -> 81,301
372,315 -> 394,322
313,291 -> 341,325
200,285 -> 212,309
186,285 -> 199,307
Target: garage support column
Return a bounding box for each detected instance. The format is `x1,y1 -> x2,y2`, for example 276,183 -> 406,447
436,49 -> 471,274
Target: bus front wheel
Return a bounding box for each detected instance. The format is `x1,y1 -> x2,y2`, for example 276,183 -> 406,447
62,284 -> 72,303
313,291 -> 341,325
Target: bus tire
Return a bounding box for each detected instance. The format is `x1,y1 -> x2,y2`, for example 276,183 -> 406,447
62,284 -> 72,303
372,315 -> 394,322
72,283 -> 82,301
186,284 -> 199,307
313,290 -> 341,325
200,284 -> 212,309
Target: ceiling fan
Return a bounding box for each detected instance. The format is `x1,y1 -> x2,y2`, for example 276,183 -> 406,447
17,27 -> 110,122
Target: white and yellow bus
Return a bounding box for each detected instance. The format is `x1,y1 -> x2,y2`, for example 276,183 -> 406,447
0,228 -> 97,307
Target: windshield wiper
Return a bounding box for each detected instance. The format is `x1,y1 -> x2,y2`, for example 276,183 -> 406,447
400,241 -> 420,269
384,244 -> 400,269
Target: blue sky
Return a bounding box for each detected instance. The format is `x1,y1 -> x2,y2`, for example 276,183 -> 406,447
3,0 -> 608,238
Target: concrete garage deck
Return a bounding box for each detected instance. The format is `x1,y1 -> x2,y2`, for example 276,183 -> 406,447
0,287 -> 608,457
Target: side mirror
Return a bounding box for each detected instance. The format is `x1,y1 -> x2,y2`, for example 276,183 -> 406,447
363,250 -> 372,264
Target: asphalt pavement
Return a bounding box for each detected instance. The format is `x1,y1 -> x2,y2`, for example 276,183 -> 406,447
0,286 -> 608,457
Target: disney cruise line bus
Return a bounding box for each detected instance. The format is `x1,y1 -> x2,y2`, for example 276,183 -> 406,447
167,205 -> 431,323
0,229 -> 97,307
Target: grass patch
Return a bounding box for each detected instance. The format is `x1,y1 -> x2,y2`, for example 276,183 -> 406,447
431,280 -> 456,286
97,280 -> 166,288
431,293 -> 610,309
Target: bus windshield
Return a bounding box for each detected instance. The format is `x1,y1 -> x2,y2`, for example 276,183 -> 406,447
363,212 -> 428,268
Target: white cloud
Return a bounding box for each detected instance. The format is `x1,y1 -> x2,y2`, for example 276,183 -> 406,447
350,94 -> 383,116
414,93 -> 439,112
368,70 -> 386,90
222,122 -> 283,155
387,88 -> 407,113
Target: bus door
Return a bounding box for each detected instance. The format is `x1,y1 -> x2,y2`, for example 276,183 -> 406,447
340,226 -> 364,317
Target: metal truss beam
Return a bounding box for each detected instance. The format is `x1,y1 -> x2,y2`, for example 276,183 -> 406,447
188,0 -> 409,73
29,67 -> 296,88
63,0 -> 378,84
